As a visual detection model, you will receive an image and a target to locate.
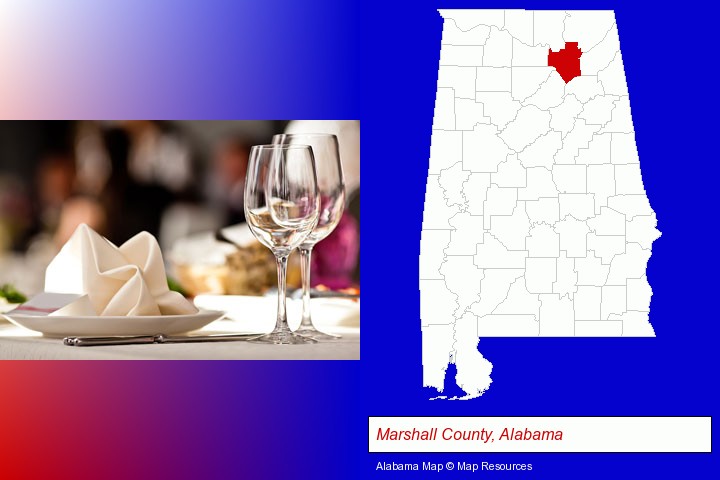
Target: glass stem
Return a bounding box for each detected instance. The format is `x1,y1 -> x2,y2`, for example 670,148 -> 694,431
274,254 -> 290,333
299,246 -> 314,329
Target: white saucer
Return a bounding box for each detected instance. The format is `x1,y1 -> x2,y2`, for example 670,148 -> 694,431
1,309 -> 225,337
193,295 -> 360,332
0,303 -> 19,316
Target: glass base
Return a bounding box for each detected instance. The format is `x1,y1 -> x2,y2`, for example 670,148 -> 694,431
248,330 -> 318,345
295,325 -> 341,340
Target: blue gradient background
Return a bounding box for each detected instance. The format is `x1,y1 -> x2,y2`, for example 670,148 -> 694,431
0,0 -> 718,479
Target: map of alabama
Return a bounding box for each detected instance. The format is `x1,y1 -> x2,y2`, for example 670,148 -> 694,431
420,10 -> 661,399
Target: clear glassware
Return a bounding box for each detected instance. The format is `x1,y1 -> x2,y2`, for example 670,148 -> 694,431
273,134 -> 345,340
244,144 -> 320,344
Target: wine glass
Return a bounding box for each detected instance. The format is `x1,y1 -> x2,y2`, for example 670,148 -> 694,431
273,133 -> 345,340
244,144 -> 320,344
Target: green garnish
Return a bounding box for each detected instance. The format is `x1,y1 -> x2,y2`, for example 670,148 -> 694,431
167,277 -> 188,297
0,284 -> 28,304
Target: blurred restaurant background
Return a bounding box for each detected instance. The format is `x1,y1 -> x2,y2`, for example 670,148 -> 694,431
0,120 -> 360,298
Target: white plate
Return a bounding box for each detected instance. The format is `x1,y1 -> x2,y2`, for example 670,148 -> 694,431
193,295 -> 360,332
1,309 -> 225,337
0,303 -> 20,316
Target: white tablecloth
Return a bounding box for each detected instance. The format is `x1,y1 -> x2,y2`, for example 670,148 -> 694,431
0,320 -> 359,360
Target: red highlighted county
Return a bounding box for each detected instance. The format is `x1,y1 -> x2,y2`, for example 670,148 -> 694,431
548,42 -> 582,83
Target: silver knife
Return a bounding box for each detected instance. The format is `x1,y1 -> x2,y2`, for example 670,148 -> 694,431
63,333 -> 261,347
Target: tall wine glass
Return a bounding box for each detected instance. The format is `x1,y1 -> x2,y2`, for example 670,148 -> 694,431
273,134 -> 345,340
245,144 -> 320,344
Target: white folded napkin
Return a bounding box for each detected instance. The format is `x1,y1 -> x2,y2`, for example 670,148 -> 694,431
44,224 -> 198,316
